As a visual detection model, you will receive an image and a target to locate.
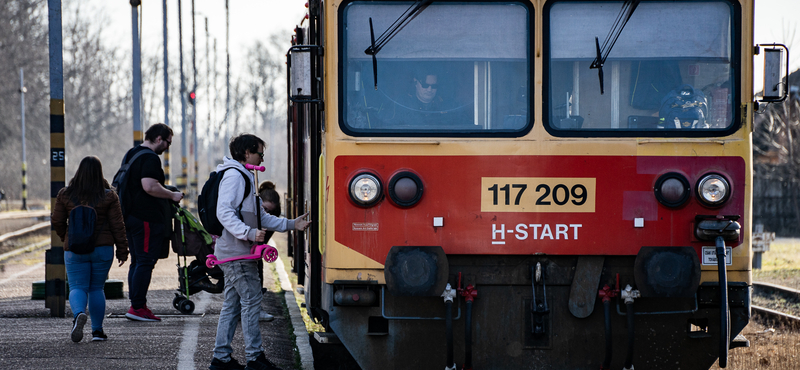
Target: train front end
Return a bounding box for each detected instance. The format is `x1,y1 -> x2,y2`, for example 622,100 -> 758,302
286,0 -> 788,368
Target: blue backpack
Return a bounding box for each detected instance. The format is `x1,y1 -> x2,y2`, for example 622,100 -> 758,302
67,192 -> 108,254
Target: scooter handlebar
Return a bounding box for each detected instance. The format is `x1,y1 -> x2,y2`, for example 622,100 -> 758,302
245,163 -> 265,172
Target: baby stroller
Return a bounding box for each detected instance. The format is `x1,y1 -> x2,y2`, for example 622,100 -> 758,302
171,205 -> 224,314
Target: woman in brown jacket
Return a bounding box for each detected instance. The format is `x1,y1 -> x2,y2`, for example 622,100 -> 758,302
52,156 -> 129,343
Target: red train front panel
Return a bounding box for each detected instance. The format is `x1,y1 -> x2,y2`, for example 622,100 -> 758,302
334,155 -> 744,264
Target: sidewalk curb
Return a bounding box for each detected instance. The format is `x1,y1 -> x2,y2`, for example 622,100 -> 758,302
275,254 -> 315,370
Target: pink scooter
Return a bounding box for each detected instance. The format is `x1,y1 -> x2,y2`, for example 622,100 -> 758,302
205,163 -> 278,268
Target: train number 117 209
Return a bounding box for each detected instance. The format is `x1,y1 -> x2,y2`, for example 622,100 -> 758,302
481,177 -> 596,213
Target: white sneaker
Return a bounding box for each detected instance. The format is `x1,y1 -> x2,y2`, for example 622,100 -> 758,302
259,311 -> 274,322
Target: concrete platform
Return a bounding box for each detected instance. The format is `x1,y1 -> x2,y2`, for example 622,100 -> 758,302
0,235 -> 314,370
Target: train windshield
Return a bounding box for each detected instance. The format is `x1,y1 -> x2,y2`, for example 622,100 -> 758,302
545,0 -> 739,136
340,2 -> 532,137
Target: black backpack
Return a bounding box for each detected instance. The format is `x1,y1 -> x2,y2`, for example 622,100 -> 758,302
198,168 -> 251,236
67,192 -> 108,254
111,147 -> 155,217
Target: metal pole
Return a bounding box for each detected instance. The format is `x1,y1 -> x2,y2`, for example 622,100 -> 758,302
46,0 -> 66,318
131,0 -> 143,146
163,0 -> 171,184
19,68 -> 28,211
225,0 -> 231,147
163,0 -> 169,126
205,18 -> 212,173
178,0 -> 188,194
191,0 -> 198,203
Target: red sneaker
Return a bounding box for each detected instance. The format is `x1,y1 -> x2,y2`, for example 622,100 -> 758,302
125,306 -> 161,321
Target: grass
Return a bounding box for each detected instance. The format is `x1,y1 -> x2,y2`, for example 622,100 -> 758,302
753,238 -> 800,290
709,237 -> 800,369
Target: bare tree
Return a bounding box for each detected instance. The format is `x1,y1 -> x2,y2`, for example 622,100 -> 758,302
753,69 -> 800,234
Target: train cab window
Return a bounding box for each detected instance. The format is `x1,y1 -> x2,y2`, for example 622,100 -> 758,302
544,0 -> 739,137
340,1 -> 532,137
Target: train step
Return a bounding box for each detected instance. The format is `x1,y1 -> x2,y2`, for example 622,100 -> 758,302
314,332 -> 341,344
731,334 -> 750,348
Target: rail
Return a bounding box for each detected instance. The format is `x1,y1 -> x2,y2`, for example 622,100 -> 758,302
752,281 -> 800,329
0,210 -> 50,221
0,222 -> 50,244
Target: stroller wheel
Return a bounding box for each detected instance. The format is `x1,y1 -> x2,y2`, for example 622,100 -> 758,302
178,299 -> 195,314
173,295 -> 184,310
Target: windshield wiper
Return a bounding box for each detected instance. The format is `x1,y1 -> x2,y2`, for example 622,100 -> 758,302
589,0 -> 641,94
364,0 -> 433,89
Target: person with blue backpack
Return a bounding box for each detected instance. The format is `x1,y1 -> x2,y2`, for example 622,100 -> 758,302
52,156 -> 129,343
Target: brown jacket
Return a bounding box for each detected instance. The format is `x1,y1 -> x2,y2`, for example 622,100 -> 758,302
52,187 -> 129,260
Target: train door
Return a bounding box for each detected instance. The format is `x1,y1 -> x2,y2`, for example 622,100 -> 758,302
288,1 -> 326,325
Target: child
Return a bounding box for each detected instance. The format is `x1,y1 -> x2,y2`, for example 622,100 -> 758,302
209,134 -> 311,370
256,181 -> 282,322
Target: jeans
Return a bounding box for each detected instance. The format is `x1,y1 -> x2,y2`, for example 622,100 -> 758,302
213,260 -> 263,362
65,246 -> 114,332
126,215 -> 167,309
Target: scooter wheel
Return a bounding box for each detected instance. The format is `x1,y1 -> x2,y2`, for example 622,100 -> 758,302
179,299 -> 195,314
205,258 -> 217,269
262,246 -> 278,263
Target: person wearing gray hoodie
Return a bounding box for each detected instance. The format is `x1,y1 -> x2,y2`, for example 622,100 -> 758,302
210,133 -> 310,370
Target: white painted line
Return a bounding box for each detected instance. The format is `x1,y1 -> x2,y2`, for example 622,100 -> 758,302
273,242 -> 315,370
0,261 -> 45,286
177,292 -> 210,370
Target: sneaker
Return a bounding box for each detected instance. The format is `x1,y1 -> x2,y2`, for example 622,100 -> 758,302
259,311 -> 274,322
245,353 -> 283,370
91,330 -> 108,341
71,312 -> 87,342
125,306 -> 162,321
209,356 -> 246,370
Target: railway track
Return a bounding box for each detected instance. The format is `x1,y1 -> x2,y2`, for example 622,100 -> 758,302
752,281 -> 800,329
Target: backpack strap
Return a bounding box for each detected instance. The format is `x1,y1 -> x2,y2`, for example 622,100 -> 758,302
220,167 -> 251,216
122,147 -> 156,168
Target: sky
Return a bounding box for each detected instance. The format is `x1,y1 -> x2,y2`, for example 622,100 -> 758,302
87,0 -> 798,94
84,0 -> 308,77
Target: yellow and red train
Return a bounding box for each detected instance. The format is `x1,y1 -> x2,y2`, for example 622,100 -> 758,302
284,0 -> 788,369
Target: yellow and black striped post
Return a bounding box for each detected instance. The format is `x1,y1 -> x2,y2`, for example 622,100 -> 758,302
20,69 -> 28,211
164,149 -> 171,185
46,0 -> 66,317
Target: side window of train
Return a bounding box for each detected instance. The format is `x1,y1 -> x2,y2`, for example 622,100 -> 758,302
544,0 -> 740,137
339,1 -> 533,137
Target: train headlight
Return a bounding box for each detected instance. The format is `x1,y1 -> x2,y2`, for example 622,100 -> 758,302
696,174 -> 730,207
654,172 -> 690,208
350,173 -> 382,206
388,171 -> 424,207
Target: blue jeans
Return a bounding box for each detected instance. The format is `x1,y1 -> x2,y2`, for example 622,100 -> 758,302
213,260 -> 263,362
65,246 -> 114,332
125,215 -> 167,309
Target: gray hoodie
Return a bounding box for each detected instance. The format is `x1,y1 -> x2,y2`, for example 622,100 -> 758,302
214,156 -> 295,260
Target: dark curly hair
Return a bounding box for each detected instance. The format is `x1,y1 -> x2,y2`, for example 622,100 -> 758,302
229,133 -> 265,162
